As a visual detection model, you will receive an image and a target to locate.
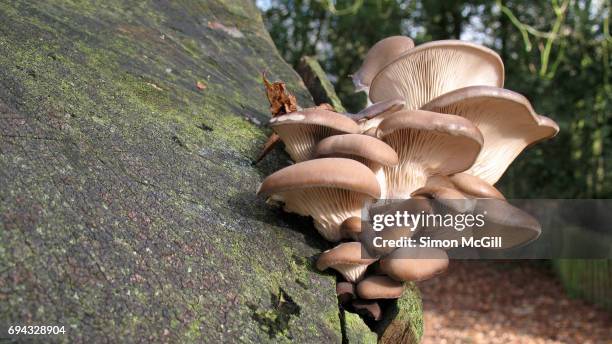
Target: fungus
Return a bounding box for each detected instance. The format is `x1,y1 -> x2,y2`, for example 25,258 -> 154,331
316,242 -> 377,282
336,281 -> 356,305
340,217 -> 362,241
422,86 -> 559,184
347,99 -> 406,134
379,247 -> 449,282
352,36 -> 415,94
369,40 -> 504,109
427,173 -> 505,200
270,107 -> 360,162
473,198 -> 542,249
356,275 -> 404,299
314,134 -> 398,197
377,110 -> 483,198
257,158 -> 380,242
352,300 -> 382,321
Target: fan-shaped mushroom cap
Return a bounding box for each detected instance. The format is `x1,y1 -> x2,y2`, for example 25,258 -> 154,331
474,199 -> 542,249
258,158 -> 380,241
425,174 -> 505,202
379,247 -> 449,282
316,242 -> 377,282
270,108 -> 360,162
352,300 -> 382,321
411,185 -> 467,200
377,110 -> 483,198
353,36 -> 415,93
422,86 -> 559,184
314,134 -> 399,167
356,275 -> 404,299
369,40 -> 504,109
340,217 -> 362,241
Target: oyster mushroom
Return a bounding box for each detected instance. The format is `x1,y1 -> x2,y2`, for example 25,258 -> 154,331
377,110 -> 483,198
257,158 -> 380,241
379,247 -> 449,282
348,99 -> 406,135
422,86 -> 559,184
352,36 -> 415,94
336,281 -> 356,304
369,40 -> 504,109
270,108 -> 360,162
340,217 -> 362,241
352,300 -> 382,321
314,134 -> 398,197
473,198 -> 542,249
316,242 -> 377,282
426,173 -> 505,200
356,275 -> 404,299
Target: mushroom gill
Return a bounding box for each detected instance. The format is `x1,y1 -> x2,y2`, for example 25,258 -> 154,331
422,86 -> 559,184
270,108 -> 360,162
377,110 -> 483,199
369,40 -> 504,110
257,158 -> 380,242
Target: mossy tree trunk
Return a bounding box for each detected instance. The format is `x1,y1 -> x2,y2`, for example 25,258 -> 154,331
0,1 -> 422,343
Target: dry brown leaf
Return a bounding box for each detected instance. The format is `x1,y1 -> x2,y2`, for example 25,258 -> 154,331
262,73 -> 298,117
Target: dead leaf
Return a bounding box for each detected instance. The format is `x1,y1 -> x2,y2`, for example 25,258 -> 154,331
255,73 -> 300,164
262,73 -> 298,117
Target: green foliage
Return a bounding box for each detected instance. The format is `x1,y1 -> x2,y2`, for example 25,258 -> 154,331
260,0 -> 611,198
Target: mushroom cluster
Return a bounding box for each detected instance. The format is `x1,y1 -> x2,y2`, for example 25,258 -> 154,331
257,36 -> 558,323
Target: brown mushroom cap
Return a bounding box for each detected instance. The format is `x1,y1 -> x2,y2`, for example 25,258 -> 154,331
379,247 -> 449,282
449,173 -> 505,200
411,185 -> 467,200
353,36 -> 415,92
257,158 -> 380,241
314,134 -> 399,167
356,275 -> 404,299
422,86 -> 559,184
473,199 -> 542,249
377,110 -> 483,198
369,40 -> 504,109
270,108 -> 360,162
316,242 -> 377,282
352,300 -> 382,321
340,217 -> 362,241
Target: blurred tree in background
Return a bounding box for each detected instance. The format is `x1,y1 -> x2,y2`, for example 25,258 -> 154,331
259,0 -> 611,199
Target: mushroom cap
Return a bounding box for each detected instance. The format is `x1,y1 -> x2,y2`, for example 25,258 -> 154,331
336,281 -> 356,304
316,242 -> 377,282
356,275 -> 404,299
257,158 -> 380,199
377,110 -> 483,198
411,185 -> 467,200
369,40 -> 504,109
353,36 -> 415,92
340,217 -> 362,241
351,99 -> 406,121
422,86 -> 559,184
351,300 -> 382,321
270,108 -> 360,162
449,173 -> 505,200
474,199 -> 542,249
379,247 -> 449,282
314,134 -> 399,167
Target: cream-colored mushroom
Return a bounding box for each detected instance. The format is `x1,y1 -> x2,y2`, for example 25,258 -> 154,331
257,158 -> 380,241
379,247 -> 449,282
270,108 -> 360,162
369,40 -> 504,109
314,134 -> 398,197
377,110 -> 483,198
316,242 -> 377,282
352,36 -> 415,94
422,86 -> 559,184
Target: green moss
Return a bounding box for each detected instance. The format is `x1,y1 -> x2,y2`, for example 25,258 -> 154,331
344,311 -> 377,344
